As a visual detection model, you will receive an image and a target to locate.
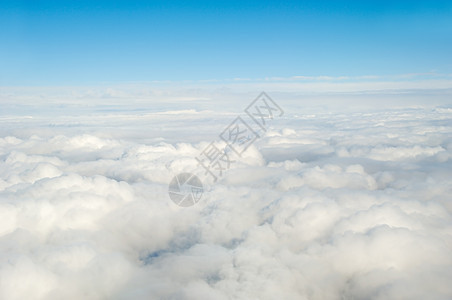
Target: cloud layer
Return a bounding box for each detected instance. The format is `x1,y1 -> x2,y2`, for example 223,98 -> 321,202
1,102 -> 452,299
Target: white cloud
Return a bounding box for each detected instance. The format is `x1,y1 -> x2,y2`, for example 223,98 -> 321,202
0,92 -> 452,299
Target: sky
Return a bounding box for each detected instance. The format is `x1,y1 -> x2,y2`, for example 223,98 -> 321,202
1,0 -> 452,85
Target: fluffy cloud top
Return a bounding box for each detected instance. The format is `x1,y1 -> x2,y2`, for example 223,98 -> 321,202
0,102 -> 451,299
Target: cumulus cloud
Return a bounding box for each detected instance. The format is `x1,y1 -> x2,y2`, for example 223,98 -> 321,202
0,98 -> 452,299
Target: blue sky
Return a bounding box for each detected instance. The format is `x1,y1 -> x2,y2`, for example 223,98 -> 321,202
1,0 -> 451,86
